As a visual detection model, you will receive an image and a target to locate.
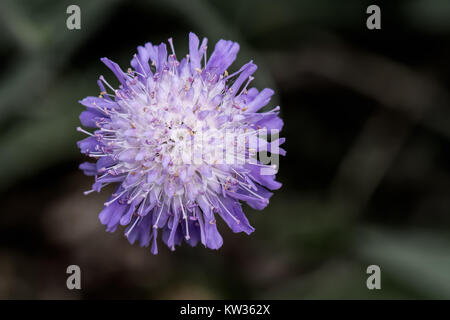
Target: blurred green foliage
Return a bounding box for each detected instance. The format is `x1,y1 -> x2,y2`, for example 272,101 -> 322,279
0,0 -> 450,299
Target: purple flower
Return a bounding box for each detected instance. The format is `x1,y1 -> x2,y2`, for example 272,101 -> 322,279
77,33 -> 285,254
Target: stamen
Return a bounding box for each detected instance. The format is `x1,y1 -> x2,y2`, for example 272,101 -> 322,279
76,127 -> 93,136
125,216 -> 141,237
179,197 -> 190,240
168,38 -> 176,56
99,75 -> 116,92
104,189 -> 128,206
215,195 -> 240,224
153,201 -> 165,228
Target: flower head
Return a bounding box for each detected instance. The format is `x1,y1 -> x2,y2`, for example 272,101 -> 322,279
77,33 -> 285,254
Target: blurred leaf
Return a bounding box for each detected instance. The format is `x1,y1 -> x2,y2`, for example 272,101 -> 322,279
0,73 -> 91,190
0,0 -> 43,52
260,259 -> 417,299
403,0 -> 450,32
252,194 -> 357,262
356,227 -> 450,299
0,0 -> 123,120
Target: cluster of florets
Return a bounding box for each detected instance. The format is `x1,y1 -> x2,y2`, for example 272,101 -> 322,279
77,33 -> 285,254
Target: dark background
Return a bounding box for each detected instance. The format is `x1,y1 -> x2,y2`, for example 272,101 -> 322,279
1,0 -> 450,299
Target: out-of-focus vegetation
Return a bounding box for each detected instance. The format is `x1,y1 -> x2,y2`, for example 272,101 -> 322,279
0,0 -> 450,299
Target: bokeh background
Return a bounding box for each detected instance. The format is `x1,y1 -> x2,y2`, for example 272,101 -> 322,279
1,0 -> 450,299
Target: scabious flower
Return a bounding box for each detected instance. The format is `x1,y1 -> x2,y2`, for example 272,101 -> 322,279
77,33 -> 285,254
